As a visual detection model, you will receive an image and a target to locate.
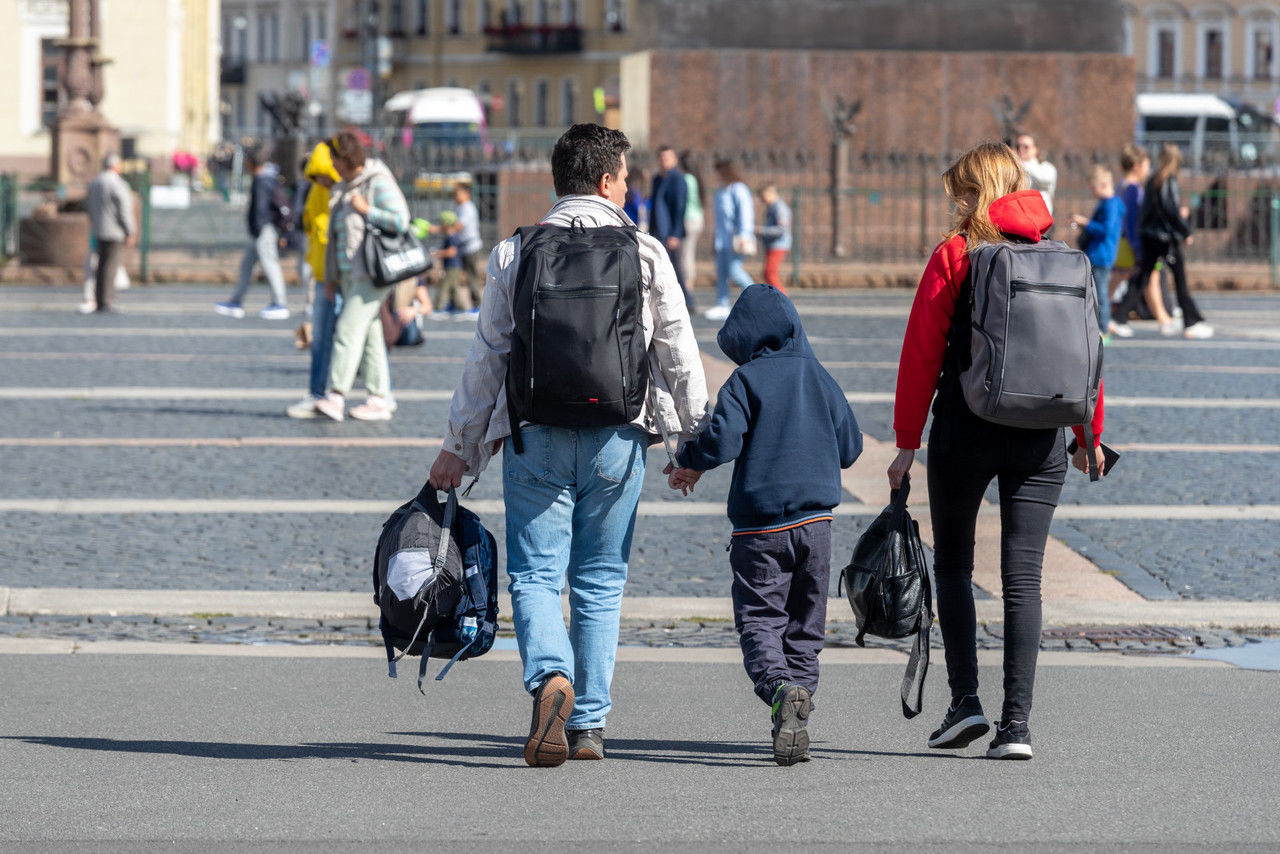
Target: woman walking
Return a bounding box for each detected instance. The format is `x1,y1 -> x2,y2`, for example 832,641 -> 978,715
314,131 -> 411,422
679,151 -> 705,291
705,157 -> 755,322
888,142 -> 1107,760
1126,144 -> 1213,339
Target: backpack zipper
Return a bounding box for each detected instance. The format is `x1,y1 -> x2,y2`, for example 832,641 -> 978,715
1010,280 -> 1086,297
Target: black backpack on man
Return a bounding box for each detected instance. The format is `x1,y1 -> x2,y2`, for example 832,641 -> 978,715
505,219 -> 648,452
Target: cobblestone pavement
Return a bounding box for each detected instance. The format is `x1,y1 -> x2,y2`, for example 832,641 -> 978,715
1,285 -> 1277,602
0,613 -> 1268,654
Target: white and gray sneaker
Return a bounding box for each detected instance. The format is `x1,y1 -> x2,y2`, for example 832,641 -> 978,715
987,719 -> 1033,760
928,694 -> 990,749
349,395 -> 394,421
259,304 -> 291,320
314,392 -> 346,422
1183,322 -> 1214,340
77,301 -> 97,315
285,396 -> 320,419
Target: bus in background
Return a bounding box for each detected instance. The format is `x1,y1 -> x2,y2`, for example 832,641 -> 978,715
1136,93 -> 1280,170
383,87 -> 490,157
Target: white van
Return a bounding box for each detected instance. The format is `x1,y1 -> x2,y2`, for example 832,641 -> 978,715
384,87 -> 489,151
1136,93 -> 1278,169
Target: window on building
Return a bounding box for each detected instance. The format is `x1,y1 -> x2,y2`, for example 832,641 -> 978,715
389,0 -> 406,35
534,79 -> 549,126
257,12 -> 268,62
447,0 -> 462,34
478,0 -> 491,30
301,11 -> 312,61
533,0 -> 548,26
507,79 -> 521,127
317,7 -> 327,41
606,0 -> 625,32
1155,25 -> 1177,79
1252,23 -> 1276,79
561,78 -> 575,125
505,0 -> 524,26
40,38 -> 60,129
233,18 -> 248,61
415,0 -> 430,35
1203,27 -> 1225,79
561,0 -> 579,26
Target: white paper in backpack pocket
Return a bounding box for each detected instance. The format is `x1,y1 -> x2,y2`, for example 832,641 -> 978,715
387,547 -> 437,601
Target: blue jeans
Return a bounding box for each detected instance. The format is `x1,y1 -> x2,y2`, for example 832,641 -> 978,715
502,424 -> 647,730
1091,264 -> 1112,332
308,281 -> 342,399
714,246 -> 754,307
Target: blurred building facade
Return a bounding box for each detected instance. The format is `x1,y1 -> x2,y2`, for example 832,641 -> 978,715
328,0 -> 638,141
1125,1 -> 1280,106
0,0 -> 221,179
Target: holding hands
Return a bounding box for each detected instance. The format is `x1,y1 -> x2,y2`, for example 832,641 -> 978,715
663,462 -> 702,496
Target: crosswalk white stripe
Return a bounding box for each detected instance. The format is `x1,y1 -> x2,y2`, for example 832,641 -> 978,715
0,498 -> 1276,520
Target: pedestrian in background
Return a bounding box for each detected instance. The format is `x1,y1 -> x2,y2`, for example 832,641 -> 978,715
623,166 -> 649,232
380,278 -> 433,347
215,145 -> 291,320
668,284 -> 861,766
650,145 -> 691,309
889,142 -> 1106,761
1015,132 -> 1057,215
679,150 -> 705,292
1069,164 -> 1124,343
286,139 -> 342,420
706,157 -> 755,322
1132,144 -> 1213,339
1112,144 -> 1174,335
314,131 -> 410,422
756,183 -> 791,294
453,180 -> 486,310
430,210 -> 475,318
83,153 -> 136,314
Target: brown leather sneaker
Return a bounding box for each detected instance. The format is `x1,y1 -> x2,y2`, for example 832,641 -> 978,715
524,673 -> 573,767
567,728 -> 605,760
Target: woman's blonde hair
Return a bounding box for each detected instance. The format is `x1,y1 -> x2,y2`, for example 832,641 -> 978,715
943,142 -> 1028,252
1151,143 -> 1182,189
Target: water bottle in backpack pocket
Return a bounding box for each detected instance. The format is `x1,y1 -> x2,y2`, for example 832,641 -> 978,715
373,484 -> 499,694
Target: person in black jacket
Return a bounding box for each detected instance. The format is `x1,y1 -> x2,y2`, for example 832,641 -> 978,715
215,145 -> 291,320
1119,144 -> 1213,339
668,283 -> 862,765
649,145 -> 691,308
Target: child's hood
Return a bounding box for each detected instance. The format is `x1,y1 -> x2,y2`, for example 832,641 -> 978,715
716,284 -> 813,366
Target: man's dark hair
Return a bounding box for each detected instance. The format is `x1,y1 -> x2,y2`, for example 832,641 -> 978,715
656,144 -> 674,156
551,123 -> 631,196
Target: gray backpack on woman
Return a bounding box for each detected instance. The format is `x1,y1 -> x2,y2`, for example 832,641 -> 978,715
957,240 -> 1102,479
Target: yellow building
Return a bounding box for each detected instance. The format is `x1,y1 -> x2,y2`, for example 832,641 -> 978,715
0,0 -> 221,178
331,0 -> 638,142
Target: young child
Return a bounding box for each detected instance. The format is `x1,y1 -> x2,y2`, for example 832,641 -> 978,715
429,210 -> 473,319
1069,164 -> 1125,343
755,184 -> 792,293
667,284 -> 862,766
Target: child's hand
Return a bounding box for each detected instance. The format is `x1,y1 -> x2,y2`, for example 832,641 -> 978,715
667,467 -> 702,496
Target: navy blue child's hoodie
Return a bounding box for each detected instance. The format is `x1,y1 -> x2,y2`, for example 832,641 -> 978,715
676,284 -> 863,532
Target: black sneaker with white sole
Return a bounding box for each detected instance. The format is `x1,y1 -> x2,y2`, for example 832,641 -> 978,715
987,719 -> 1033,760
927,694 -> 990,749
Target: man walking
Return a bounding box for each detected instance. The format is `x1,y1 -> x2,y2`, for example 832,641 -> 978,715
215,145 -> 291,320
649,145 -> 691,308
428,123 -> 707,766
84,153 -> 135,314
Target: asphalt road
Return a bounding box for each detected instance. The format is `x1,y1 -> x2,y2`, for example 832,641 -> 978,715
1,653 -> 1276,850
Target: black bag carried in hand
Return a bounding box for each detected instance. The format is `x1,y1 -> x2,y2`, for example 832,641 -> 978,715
505,219 -> 647,453
363,222 -> 432,288
838,475 -> 933,718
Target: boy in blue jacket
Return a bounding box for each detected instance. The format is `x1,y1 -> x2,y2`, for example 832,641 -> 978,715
667,284 -> 862,765
1069,164 -> 1125,343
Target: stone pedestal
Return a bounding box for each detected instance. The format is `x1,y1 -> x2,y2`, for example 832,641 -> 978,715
19,204 -> 90,268
51,112 -> 120,195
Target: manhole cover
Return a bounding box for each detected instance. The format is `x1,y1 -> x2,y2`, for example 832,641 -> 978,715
1039,626 -> 1192,643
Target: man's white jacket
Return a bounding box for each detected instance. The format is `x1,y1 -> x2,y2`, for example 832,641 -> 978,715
443,194 -> 709,476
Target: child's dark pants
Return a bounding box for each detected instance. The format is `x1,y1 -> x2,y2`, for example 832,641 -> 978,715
729,520 -> 832,703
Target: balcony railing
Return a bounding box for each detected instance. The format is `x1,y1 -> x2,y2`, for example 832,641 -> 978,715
220,60 -> 246,86
484,24 -> 581,54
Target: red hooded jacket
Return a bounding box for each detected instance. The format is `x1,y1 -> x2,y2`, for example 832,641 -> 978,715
893,189 -> 1105,450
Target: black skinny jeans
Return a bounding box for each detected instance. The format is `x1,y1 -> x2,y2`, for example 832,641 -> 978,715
1117,236 -> 1204,328
927,399 -> 1067,724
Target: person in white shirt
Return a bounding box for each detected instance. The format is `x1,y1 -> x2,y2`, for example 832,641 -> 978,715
1015,132 -> 1057,215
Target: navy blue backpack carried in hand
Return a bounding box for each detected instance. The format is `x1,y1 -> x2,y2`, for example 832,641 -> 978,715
373,483 -> 499,693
